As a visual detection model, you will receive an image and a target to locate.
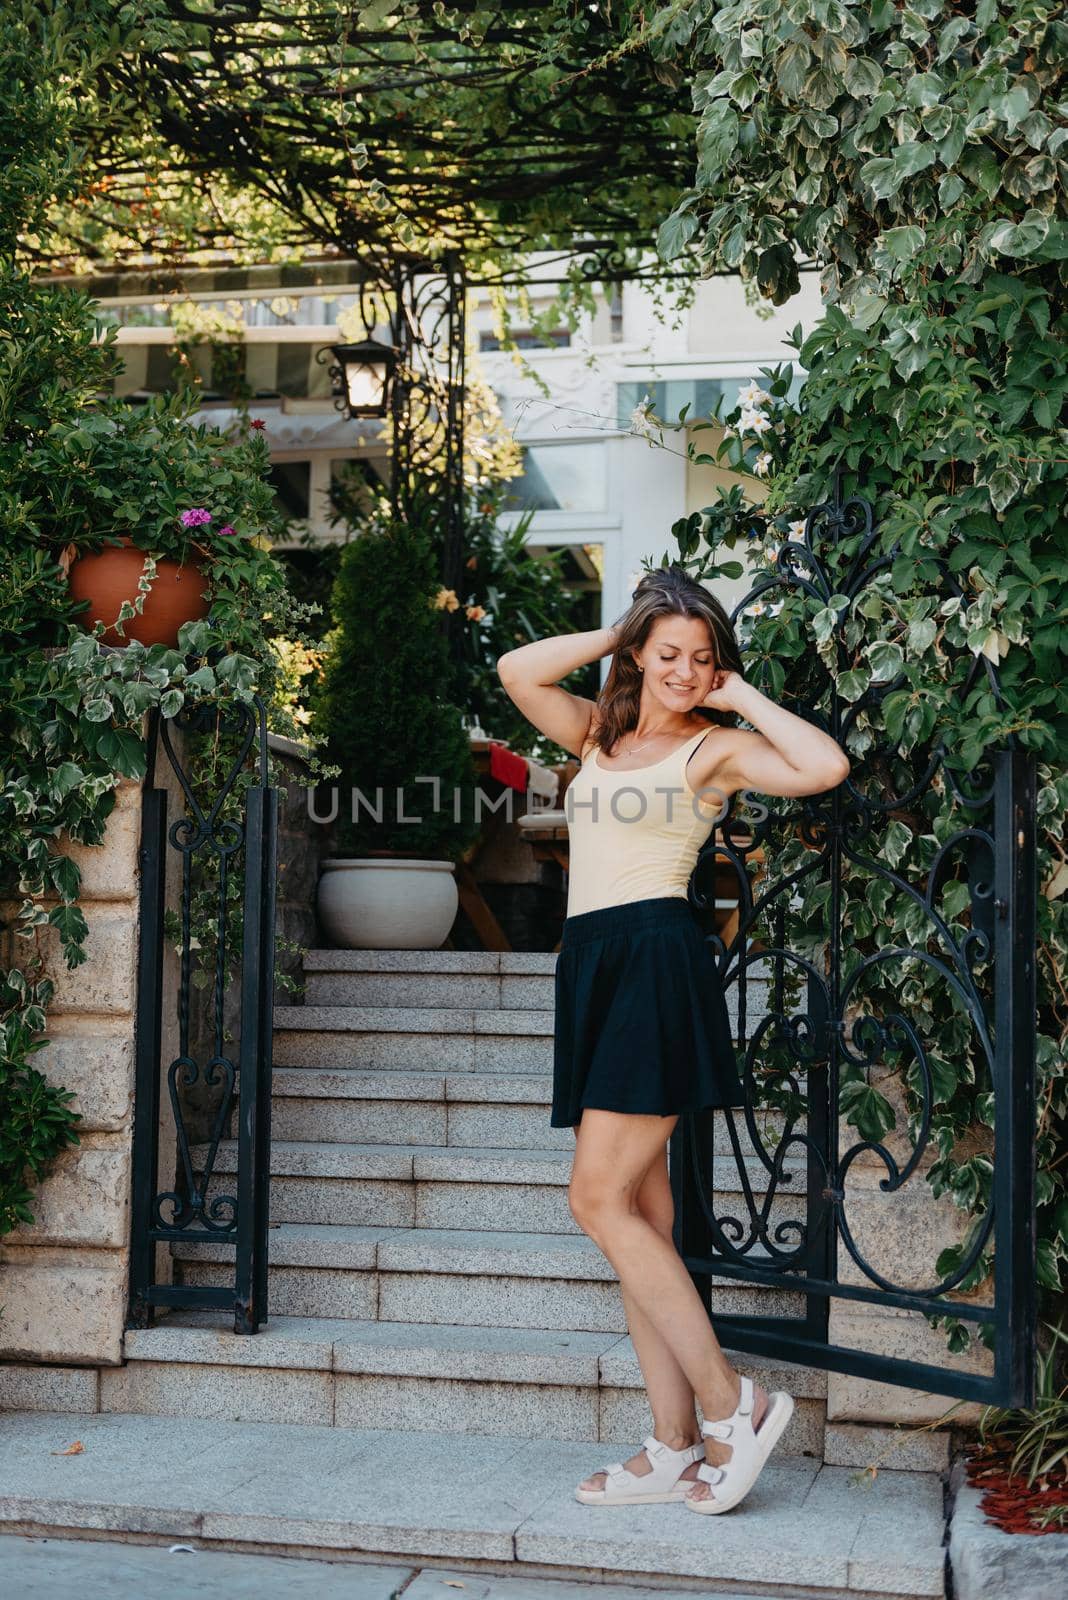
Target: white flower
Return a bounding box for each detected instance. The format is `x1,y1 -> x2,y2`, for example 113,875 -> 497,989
721,424 -> 735,439
741,410 -> 772,434
739,382 -> 772,407
629,393 -> 657,439
788,518 -> 807,539
753,452 -> 773,477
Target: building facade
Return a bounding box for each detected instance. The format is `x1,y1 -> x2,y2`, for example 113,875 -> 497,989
84,257 -> 824,661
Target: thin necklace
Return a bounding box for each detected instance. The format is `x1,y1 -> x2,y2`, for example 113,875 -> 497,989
618,725 -> 689,756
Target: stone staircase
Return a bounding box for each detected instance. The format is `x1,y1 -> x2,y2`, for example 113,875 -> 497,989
7,949 -> 947,1597
149,948 -> 816,1444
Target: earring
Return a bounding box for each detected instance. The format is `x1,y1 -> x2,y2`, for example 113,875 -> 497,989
638,663 -> 644,672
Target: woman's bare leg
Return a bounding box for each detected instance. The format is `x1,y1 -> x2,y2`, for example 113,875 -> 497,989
568,1107 -> 767,1500
578,1139 -> 703,1491
574,1118 -> 728,1492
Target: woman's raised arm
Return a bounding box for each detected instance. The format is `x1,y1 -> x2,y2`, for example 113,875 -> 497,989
496,626 -> 619,758
698,670 -> 851,800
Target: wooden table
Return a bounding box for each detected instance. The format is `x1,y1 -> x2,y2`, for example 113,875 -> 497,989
447,741 -> 562,954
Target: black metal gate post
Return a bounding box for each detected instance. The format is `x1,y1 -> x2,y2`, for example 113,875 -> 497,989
993,748 -> 1038,1405
128,698 -> 278,1334
671,480 -> 1038,1408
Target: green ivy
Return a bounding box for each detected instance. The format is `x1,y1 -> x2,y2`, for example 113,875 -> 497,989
642,0 -> 1067,1351
0,3 -> 319,1245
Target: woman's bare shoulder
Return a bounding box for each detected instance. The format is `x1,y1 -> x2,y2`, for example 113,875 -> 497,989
686,721 -> 745,792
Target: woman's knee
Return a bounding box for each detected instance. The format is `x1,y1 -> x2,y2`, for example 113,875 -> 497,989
567,1179 -> 607,1234
565,1177 -> 626,1235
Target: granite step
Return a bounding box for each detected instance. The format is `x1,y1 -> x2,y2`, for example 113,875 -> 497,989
108,1310 -> 827,1457
274,997 -> 770,1072
199,1139 -> 806,1235
302,963 -> 770,1018
173,1223 -> 806,1329
302,941 -> 770,983
273,1005 -> 554,1072
305,966 -> 558,1011
268,1066 -> 573,1148
0,1410 -> 947,1597
0,1536 -> 835,1600
265,1067 -> 790,1158
305,949 -> 560,975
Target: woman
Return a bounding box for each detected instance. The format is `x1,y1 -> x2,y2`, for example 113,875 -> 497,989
496,565 -> 850,1515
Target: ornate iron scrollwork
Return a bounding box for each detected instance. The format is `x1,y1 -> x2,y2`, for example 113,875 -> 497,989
673,475 -> 1037,1406
128,698 -> 277,1333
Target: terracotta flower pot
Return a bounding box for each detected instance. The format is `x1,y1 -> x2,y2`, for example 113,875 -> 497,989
67,536 -> 210,648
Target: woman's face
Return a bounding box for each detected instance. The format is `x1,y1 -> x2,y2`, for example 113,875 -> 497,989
632,614 -> 717,711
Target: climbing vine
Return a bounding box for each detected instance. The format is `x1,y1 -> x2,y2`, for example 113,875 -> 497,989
634,0 -> 1067,1344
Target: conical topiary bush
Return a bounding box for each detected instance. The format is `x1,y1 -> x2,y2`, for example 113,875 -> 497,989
316,510 -> 482,862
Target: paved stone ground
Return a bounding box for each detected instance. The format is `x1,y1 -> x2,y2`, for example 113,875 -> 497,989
0,1410 -> 946,1598
0,1534 -> 804,1600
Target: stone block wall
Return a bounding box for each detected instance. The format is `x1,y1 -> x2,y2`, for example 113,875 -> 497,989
1,781 -> 143,1364
0,736 -> 183,1368
824,1153 -> 992,1429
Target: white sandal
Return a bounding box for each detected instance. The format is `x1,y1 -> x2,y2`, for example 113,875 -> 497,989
574,1433 -> 706,1505
685,1376 -> 795,1515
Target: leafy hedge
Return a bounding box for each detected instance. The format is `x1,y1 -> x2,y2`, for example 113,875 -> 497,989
643,0 -> 1066,1339
0,2 -> 307,1240
315,500 -> 484,860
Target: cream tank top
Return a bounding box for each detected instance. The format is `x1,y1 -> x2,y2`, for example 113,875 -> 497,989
564,724 -> 721,918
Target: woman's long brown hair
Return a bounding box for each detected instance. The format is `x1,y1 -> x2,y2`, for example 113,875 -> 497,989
590,563 -> 745,756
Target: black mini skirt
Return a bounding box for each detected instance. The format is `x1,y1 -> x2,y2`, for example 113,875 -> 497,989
551,894 -> 743,1128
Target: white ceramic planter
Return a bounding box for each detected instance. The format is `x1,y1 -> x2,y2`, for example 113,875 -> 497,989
316,857 -> 459,949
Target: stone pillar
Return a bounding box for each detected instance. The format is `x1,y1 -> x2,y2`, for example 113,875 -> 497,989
0,778 -> 143,1365
0,733 -> 183,1369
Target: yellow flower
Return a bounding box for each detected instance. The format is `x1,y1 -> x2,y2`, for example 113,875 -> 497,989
465,604 -> 486,622
432,586 -> 460,612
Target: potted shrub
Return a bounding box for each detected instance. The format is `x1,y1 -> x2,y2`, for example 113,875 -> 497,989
36,391 -> 279,648
313,509 -> 482,948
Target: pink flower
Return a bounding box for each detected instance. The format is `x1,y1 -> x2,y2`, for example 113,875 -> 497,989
217,524 -> 237,537
180,508 -> 212,527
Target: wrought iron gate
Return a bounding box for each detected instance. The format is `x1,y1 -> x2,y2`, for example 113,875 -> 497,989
671,480 -> 1037,1408
129,700 -> 278,1333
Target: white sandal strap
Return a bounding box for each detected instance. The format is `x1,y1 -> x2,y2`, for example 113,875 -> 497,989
702,1420 -> 733,1440
642,1434 -> 703,1463
696,1462 -> 726,1485
701,1374 -> 756,1438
